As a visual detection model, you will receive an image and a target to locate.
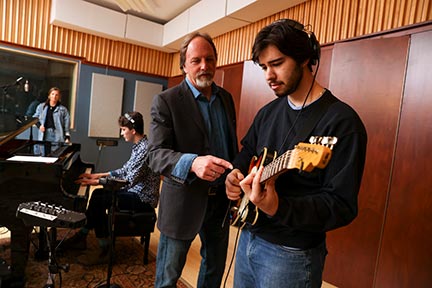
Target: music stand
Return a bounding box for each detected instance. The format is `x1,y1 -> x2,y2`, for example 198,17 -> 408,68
96,177 -> 128,288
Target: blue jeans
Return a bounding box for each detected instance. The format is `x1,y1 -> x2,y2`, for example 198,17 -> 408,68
155,197 -> 229,288
43,127 -> 57,142
33,128 -> 61,156
234,230 -> 327,288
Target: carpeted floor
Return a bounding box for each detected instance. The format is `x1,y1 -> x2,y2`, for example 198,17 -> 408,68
0,229 -> 188,288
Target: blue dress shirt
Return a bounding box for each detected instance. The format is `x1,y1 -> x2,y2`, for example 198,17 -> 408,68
171,78 -> 230,184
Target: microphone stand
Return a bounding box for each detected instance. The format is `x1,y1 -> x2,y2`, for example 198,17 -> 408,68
96,177 -> 128,288
43,227 -> 70,288
0,78 -> 23,113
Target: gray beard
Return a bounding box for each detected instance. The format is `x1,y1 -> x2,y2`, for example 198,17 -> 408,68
195,77 -> 213,88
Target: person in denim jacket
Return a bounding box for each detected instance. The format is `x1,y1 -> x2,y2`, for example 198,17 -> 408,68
33,87 -> 71,143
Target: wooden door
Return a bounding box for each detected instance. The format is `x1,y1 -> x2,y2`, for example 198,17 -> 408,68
214,63 -> 244,124
324,36 -> 410,288
374,29 -> 432,288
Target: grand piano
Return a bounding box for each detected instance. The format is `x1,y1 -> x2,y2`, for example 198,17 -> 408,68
0,111 -> 93,272
0,115 -> 93,213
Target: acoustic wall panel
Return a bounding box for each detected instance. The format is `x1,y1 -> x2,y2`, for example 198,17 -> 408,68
50,0 -> 126,40
88,73 -> 124,138
125,15 -> 166,49
133,81 -> 163,136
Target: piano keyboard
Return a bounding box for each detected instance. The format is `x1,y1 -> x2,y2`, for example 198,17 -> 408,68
77,167 -> 93,197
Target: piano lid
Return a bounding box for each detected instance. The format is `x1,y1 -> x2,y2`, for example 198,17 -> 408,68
0,115 -> 38,146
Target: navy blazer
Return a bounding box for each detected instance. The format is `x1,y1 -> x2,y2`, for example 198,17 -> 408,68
146,80 -> 238,240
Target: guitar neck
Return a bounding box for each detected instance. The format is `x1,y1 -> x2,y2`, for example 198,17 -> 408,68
260,149 -> 293,184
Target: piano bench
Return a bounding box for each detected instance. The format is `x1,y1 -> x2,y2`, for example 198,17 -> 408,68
113,209 -> 156,265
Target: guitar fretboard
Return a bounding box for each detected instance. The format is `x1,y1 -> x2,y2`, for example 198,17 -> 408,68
260,150 -> 293,183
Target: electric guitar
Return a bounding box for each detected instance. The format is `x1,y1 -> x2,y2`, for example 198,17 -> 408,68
230,136 -> 338,228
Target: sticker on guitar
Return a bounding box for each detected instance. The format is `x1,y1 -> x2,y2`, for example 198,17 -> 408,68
230,136 -> 338,228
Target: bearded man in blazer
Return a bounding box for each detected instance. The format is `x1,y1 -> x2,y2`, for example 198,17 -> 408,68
146,32 -> 238,288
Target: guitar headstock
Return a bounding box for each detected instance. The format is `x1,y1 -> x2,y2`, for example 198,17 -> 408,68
292,136 -> 338,171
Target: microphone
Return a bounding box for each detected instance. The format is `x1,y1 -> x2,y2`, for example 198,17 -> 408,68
24,80 -> 29,92
15,77 -> 23,85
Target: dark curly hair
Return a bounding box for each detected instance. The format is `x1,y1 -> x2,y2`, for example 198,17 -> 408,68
252,19 -> 320,71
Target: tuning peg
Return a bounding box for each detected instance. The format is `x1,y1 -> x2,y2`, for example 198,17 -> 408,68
309,136 -> 319,144
309,136 -> 338,149
321,136 -> 338,149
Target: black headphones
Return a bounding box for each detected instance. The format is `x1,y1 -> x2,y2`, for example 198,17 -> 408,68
277,19 -> 321,66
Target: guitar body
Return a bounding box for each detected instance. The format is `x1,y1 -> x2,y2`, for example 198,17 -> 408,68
230,136 -> 337,228
230,148 -> 276,227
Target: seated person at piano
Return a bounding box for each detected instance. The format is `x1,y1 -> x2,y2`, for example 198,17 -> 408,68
32,86 -> 71,143
61,111 -> 160,266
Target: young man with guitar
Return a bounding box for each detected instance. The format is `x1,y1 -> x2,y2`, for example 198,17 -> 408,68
225,19 -> 367,287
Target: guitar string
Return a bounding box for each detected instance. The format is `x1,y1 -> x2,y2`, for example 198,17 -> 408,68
261,150 -> 292,182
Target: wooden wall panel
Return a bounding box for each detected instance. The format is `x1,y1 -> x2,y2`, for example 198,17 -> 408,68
167,75 -> 183,88
237,61 -> 275,145
208,0 -> 431,71
324,36 -> 410,288
215,64 -> 244,128
375,29 -> 432,288
315,45 -> 333,88
0,0 -> 172,76
1,0 -> 430,77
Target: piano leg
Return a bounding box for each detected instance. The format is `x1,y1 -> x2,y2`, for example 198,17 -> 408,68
35,227 -> 49,261
0,201 -> 32,286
